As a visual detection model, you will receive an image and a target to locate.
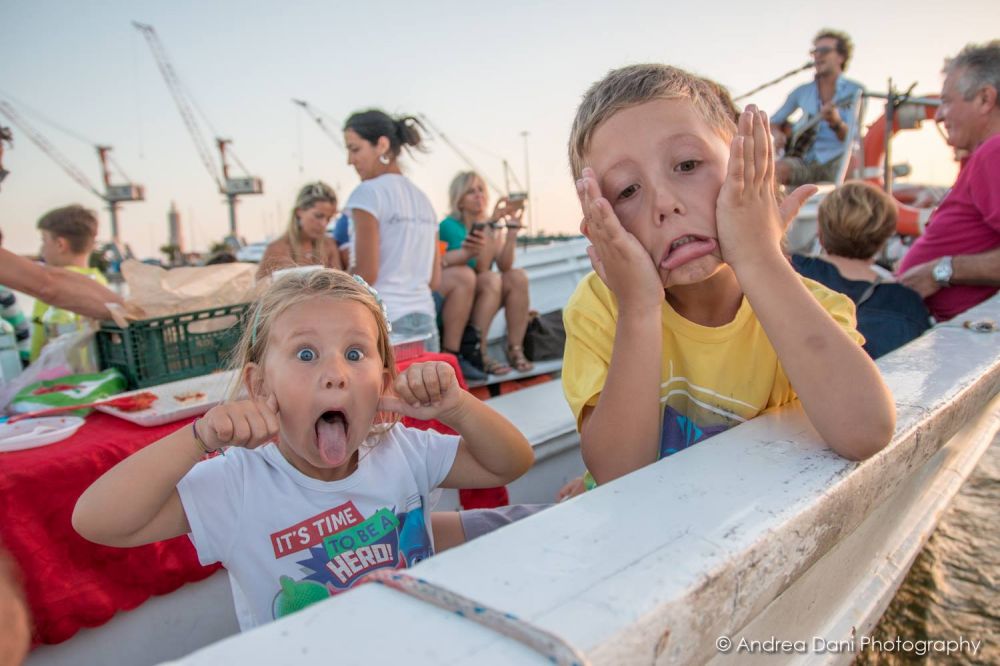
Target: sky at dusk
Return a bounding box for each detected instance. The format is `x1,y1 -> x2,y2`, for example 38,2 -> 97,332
1,0 -> 997,258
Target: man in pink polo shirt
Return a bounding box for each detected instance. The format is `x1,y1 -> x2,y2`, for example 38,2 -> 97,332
898,41 -> 1000,321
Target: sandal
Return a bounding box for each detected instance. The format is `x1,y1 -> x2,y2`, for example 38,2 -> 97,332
505,344 -> 534,373
482,354 -> 512,376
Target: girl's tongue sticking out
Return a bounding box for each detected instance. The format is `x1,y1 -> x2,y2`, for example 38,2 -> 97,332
316,411 -> 348,466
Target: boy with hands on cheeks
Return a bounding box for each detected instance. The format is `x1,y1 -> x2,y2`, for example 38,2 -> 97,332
563,64 -> 894,491
73,269 -> 533,630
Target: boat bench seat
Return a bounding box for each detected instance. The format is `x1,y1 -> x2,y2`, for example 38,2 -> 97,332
480,378 -> 576,450
440,378 -> 583,508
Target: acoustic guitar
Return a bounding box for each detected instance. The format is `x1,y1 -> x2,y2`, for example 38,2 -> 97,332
784,96 -> 856,159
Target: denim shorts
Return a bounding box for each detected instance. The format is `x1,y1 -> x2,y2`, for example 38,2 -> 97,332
391,312 -> 440,353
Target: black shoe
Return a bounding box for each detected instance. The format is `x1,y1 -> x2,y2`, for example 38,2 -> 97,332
456,355 -> 487,382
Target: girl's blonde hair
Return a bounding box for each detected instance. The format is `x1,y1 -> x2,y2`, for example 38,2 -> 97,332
287,181 -> 337,265
447,171 -> 485,222
230,268 -> 399,435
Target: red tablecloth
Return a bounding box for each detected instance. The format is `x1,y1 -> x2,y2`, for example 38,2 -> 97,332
1,352 -> 507,646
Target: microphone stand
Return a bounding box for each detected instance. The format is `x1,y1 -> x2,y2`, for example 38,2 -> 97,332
734,62 -> 814,101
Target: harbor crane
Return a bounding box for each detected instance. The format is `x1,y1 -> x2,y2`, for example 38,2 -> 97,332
417,112 -> 532,234
292,99 -> 344,150
0,98 -> 144,249
133,21 -> 262,244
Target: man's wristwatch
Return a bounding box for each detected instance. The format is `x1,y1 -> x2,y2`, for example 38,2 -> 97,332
932,256 -> 954,287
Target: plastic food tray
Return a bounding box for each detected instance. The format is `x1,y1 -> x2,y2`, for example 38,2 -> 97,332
95,371 -> 241,427
0,417 -> 85,452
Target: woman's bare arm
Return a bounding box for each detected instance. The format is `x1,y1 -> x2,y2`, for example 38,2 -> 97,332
256,237 -> 293,280
0,248 -> 122,320
351,209 -> 381,284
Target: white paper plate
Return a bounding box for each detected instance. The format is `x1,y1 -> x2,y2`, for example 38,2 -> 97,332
0,416 -> 86,452
95,371 -> 240,427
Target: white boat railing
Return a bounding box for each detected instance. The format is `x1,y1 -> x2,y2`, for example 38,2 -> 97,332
485,237 -> 591,343
152,297 -> 999,664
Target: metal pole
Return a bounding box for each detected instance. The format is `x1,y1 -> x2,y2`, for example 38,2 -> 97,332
228,193 -> 238,239
734,62 -> 814,101
883,78 -> 894,195
521,131 -> 532,238
108,201 -> 120,245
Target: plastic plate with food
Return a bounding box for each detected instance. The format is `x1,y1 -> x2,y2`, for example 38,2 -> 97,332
0,416 -> 86,452
95,371 -> 240,427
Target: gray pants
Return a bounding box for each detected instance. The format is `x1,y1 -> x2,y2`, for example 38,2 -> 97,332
458,504 -> 551,541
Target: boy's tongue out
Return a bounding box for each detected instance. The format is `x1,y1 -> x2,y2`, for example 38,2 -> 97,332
316,411 -> 348,466
661,235 -> 717,271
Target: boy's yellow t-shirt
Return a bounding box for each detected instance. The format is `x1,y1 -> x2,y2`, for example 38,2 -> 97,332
561,271 -> 863,472
29,266 -> 108,361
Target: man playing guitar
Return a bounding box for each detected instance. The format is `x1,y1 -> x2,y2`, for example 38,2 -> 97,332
772,29 -> 864,186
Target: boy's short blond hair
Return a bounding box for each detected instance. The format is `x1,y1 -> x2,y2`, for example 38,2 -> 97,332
568,64 -> 740,179
818,182 -> 897,260
37,205 -> 99,254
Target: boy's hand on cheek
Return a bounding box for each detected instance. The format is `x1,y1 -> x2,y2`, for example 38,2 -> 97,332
379,361 -> 465,422
577,167 -> 662,314
716,106 -> 785,272
779,184 -> 819,231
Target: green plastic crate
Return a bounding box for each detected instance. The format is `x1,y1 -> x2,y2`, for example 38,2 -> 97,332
97,303 -> 250,389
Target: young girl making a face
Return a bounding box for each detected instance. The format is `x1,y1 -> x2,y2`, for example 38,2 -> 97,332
73,269 -> 533,630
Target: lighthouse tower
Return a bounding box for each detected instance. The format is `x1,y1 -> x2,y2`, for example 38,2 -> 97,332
168,201 -> 185,253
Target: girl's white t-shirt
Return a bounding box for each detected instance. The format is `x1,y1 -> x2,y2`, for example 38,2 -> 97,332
177,426 -> 459,630
345,173 -> 438,322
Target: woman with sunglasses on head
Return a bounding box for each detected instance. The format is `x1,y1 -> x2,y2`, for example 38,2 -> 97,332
440,172 -> 533,375
257,181 -> 342,280
342,110 -> 446,356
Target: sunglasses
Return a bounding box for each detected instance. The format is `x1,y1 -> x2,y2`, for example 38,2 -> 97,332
301,182 -> 336,204
810,46 -> 836,57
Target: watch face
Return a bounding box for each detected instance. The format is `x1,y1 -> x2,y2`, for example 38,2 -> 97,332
933,258 -> 952,284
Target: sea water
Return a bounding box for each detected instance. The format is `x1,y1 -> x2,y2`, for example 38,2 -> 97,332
854,435 -> 1000,665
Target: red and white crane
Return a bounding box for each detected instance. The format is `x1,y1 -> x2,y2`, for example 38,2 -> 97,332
0,98 -> 144,247
133,21 -> 261,244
